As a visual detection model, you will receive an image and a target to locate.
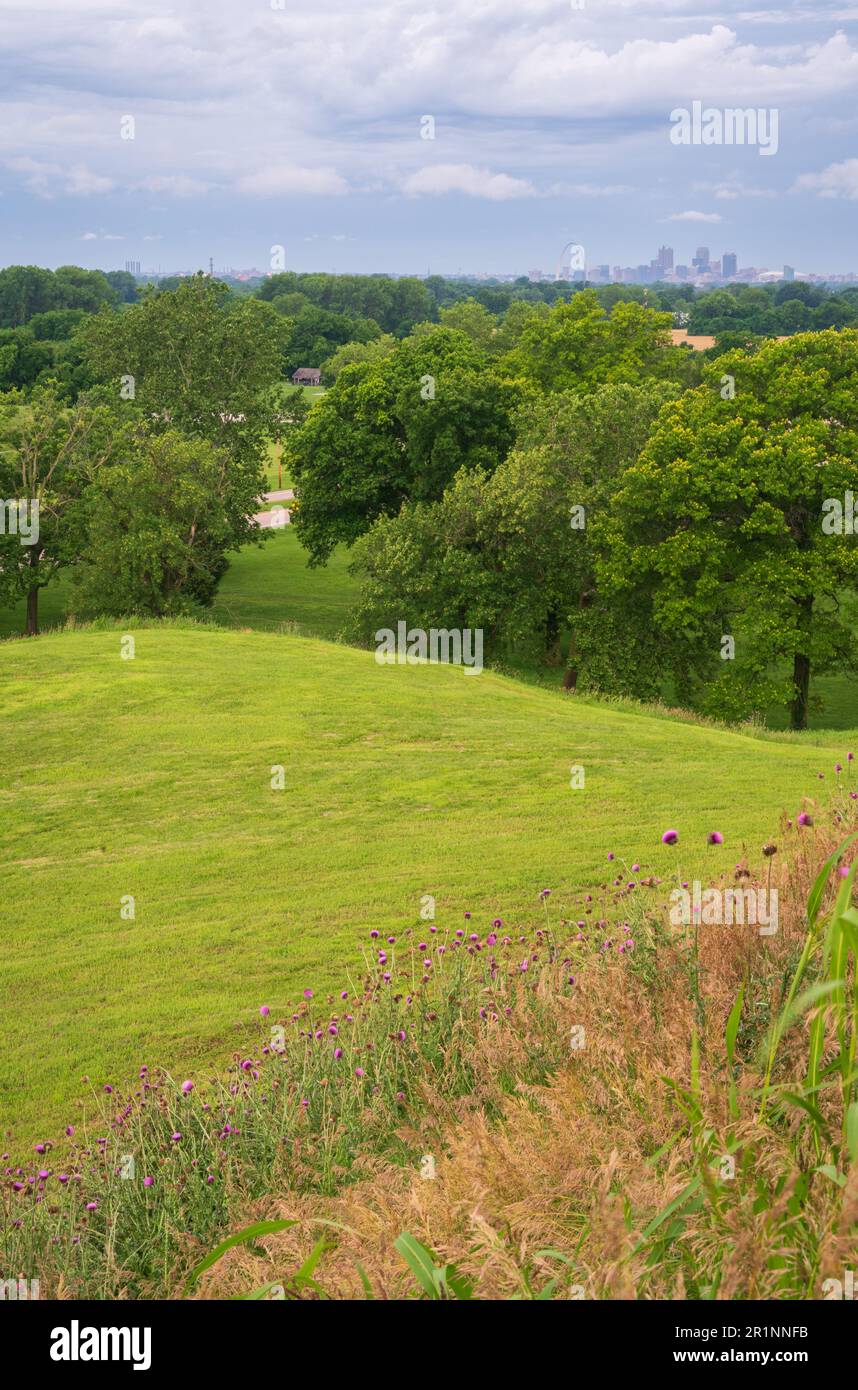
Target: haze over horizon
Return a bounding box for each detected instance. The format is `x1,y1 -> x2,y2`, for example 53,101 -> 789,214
1,0 -> 858,276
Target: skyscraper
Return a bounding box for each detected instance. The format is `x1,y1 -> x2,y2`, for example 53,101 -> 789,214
657,245 -> 674,272
722,252 -> 737,277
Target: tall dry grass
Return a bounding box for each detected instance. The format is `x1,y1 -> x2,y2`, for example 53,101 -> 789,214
195,809 -> 858,1300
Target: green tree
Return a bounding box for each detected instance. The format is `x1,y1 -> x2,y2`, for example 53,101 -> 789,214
77,274 -> 283,552
347,381 -> 677,673
437,299 -> 498,351
502,289 -> 672,391
283,305 -> 381,374
52,266 -> 118,314
321,334 -> 396,383
70,428 -> 237,618
598,331 -> 858,729
0,266 -> 58,326
104,270 -> 140,304
287,329 -> 526,564
0,384 -> 119,634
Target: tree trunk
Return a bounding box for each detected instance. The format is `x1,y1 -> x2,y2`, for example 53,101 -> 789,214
544,608 -> 561,666
563,585 -> 591,693
790,650 -> 810,731
789,596 -> 813,731
26,584 -> 39,636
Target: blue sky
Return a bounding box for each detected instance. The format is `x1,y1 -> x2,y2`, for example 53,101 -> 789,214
2,0 -> 858,277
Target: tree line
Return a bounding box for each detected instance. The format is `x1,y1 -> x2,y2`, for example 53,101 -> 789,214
1,267 -> 857,729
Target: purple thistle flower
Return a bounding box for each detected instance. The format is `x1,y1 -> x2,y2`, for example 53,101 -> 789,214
661,829 -> 679,845
707,831 -> 723,845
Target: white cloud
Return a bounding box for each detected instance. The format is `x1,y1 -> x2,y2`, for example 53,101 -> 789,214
236,166 -> 349,197
136,17 -> 188,41
549,182 -> 635,197
710,184 -> 776,201
667,209 -> 724,222
66,164 -> 115,195
794,159 -> 858,200
136,175 -> 212,197
402,163 -> 535,200
5,157 -> 114,196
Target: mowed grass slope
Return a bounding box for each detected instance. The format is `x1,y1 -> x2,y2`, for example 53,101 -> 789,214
0,626 -> 855,1144
2,532 -> 855,730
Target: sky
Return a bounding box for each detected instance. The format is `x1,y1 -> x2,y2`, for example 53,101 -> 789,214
1,0 -> 858,277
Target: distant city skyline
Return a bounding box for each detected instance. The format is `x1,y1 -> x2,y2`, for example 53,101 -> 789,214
104,244 -> 857,291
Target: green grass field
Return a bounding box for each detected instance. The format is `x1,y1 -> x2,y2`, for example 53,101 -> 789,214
212,532 -> 357,637
1,622 -> 855,1146
0,532 -> 358,644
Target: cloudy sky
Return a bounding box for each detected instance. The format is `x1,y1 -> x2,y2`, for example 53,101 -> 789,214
1,0 -> 858,277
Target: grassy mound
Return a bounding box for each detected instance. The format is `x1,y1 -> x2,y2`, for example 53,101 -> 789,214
1,624 -> 855,1146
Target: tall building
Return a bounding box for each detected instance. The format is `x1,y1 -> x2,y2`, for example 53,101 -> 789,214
695,246 -> 710,264
783,265 -> 795,281
657,245 -> 674,272
124,259 -> 141,275
722,252 -> 738,277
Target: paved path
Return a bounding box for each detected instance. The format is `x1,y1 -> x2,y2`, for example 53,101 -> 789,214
254,489 -> 295,529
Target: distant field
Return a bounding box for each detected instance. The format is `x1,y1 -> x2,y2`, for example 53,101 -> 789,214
0,532 -> 356,643
2,623 -> 855,1146
212,531 -> 357,638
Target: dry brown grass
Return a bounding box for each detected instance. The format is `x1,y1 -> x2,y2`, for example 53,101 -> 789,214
193,814 -> 858,1300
